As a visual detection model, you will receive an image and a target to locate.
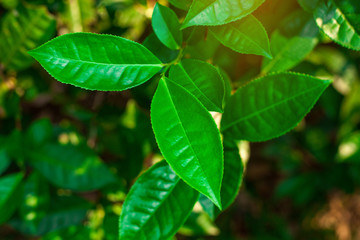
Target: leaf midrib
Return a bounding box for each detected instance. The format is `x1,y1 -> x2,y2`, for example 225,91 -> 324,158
31,51 -> 163,67
221,83 -> 326,132
132,177 -> 181,239
162,79 -> 213,193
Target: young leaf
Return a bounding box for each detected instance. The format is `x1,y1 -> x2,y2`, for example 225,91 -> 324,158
151,78 -> 223,208
182,0 -> 265,29
169,59 -> 224,112
0,173 -> 23,224
29,33 -> 163,91
200,136 -> 244,220
314,0 -> 360,51
0,5 -> 56,70
152,3 -> 183,50
119,161 -> 199,239
221,73 -> 332,142
262,11 -> 319,74
28,143 -> 116,191
210,15 -> 271,58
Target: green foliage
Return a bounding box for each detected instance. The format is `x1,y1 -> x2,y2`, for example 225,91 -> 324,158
221,73 -> 331,141
119,161 -> 199,239
151,78 -> 223,208
2,0 -> 360,239
210,14 -> 272,58
29,33 -> 163,91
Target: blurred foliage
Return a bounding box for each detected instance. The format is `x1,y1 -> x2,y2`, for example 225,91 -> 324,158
0,0 -> 360,239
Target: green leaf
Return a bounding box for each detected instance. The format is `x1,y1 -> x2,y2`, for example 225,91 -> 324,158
182,0 -> 265,29
168,0 -> 192,10
152,3 -> 183,50
200,136 -> 244,220
314,0 -> 360,51
297,0 -> 321,12
0,173 -> 23,224
0,5 -> 56,70
11,195 -> 90,236
143,33 -> 179,63
151,78 -> 223,208
210,15 -> 271,58
29,33 -> 163,91
169,59 -> 224,112
0,150 -> 11,176
119,161 -> 199,240
221,72 -> 332,142
262,11 -> 319,74
28,143 -> 116,191
25,118 -> 53,147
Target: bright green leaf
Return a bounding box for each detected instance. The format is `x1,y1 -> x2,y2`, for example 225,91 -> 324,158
29,33 -> 163,91
221,73 -> 332,142
0,173 -> 23,224
169,59 -> 224,112
314,0 -> 360,51
0,5 -> 56,70
262,11 -> 319,74
119,161 -> 199,240
152,3 -> 182,50
143,33 -> 179,63
210,14 -> 271,58
151,78 -> 223,208
182,0 -> 265,29
28,144 -> 116,191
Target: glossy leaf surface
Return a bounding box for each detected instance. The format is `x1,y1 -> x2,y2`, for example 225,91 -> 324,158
29,144 -> 116,191
169,59 -> 224,112
29,33 -> 163,91
221,73 -> 332,142
151,78 -> 223,208
0,5 -> 56,70
314,0 -> 360,50
262,11 -> 319,74
0,173 -> 23,224
210,15 -> 271,58
119,161 -> 199,239
152,3 -> 182,50
200,136 -> 244,219
182,0 -> 265,29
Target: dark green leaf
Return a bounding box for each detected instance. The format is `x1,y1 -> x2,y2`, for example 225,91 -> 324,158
29,33 -> 163,91
168,0 -> 192,10
169,59 -> 224,112
152,3 -> 182,50
143,33 -> 179,63
151,78 -> 223,208
119,161 -> 199,239
29,143 -> 116,191
210,15 -> 271,58
0,150 -> 11,176
182,0 -> 265,29
0,5 -> 56,70
221,73 -> 332,142
0,173 -> 23,224
200,136 -> 244,219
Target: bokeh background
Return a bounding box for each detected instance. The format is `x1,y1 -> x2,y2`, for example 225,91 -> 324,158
1,0 -> 360,239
